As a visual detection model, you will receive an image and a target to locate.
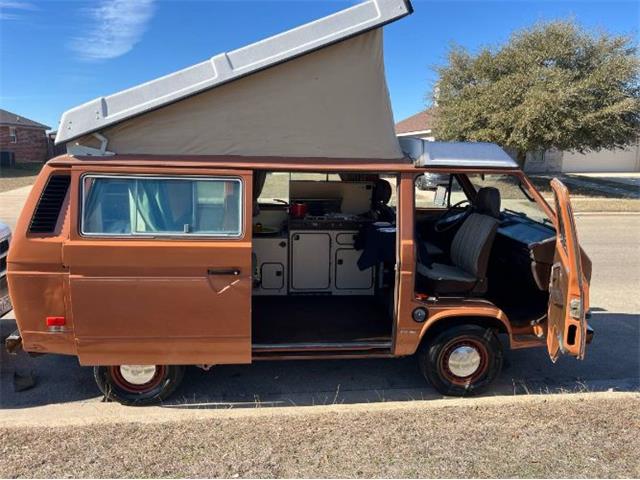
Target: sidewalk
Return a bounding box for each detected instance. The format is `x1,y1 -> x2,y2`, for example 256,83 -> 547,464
0,185 -> 32,231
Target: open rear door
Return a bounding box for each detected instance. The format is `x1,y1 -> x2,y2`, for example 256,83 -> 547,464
546,179 -> 588,362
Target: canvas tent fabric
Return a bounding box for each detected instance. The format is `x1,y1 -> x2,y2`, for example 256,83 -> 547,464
73,30 -> 402,159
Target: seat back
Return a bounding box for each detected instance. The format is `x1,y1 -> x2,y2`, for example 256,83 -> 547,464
450,187 -> 501,279
450,213 -> 499,278
372,179 -> 395,222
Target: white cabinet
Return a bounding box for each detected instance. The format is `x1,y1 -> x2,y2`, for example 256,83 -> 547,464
253,236 -> 288,295
335,248 -> 373,291
290,232 -> 331,291
289,230 -> 373,295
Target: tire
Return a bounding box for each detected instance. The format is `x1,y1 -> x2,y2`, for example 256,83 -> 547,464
418,325 -> 503,396
94,364 -> 185,406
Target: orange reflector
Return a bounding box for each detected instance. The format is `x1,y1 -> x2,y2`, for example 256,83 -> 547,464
46,316 -> 66,327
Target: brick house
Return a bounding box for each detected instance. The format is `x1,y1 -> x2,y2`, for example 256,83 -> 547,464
0,108 -> 51,165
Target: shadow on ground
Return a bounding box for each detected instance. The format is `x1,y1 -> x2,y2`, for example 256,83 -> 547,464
1,309 -> 638,410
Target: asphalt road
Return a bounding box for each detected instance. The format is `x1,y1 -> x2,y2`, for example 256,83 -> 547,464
0,213 -> 638,409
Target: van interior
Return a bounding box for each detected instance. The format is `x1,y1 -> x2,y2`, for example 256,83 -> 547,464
250,171 -> 558,352
250,172 -> 397,352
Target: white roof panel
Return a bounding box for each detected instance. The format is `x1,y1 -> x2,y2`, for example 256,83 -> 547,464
56,0 -> 412,145
399,138 -> 519,168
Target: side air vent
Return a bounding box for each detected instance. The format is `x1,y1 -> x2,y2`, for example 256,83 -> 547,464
29,175 -> 71,234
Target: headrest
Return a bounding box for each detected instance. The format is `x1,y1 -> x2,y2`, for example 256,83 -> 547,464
373,179 -> 392,205
475,187 -> 501,218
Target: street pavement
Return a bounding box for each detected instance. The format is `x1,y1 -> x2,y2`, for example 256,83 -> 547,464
0,190 -> 638,409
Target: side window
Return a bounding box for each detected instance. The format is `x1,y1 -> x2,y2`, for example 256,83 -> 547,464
415,173 -> 466,209
467,174 -> 549,224
82,176 -> 243,237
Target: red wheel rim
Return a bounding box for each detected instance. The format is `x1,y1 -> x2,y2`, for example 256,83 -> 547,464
439,337 -> 489,386
109,365 -> 167,393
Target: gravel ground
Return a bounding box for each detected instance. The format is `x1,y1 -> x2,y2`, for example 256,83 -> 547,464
1,393 -> 638,478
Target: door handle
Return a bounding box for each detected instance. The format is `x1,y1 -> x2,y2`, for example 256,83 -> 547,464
207,268 -> 241,276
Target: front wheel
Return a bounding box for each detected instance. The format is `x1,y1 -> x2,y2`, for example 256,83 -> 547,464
94,364 -> 185,406
419,325 -> 503,396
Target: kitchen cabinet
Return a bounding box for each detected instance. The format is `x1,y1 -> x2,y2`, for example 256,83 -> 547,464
253,235 -> 288,295
289,230 -> 373,295
290,232 -> 331,291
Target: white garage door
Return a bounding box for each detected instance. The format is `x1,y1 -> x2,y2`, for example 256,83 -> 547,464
562,143 -> 640,173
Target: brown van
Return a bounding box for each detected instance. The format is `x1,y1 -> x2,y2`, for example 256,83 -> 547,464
5,0 -> 591,405
6,145 -> 592,404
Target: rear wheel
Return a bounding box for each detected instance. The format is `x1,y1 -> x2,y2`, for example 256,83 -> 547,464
419,325 -> 503,396
94,364 -> 185,406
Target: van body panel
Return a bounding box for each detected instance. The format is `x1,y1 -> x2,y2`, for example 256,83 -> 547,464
546,179 -> 588,360
7,165 -> 75,353
7,155 -> 591,370
62,166 -> 254,365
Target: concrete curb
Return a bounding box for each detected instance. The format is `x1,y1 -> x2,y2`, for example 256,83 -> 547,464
0,390 -> 637,429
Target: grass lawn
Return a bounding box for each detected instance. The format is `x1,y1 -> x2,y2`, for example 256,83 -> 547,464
0,163 -> 43,193
1,393 -> 638,478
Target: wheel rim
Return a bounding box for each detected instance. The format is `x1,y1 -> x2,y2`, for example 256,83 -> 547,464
109,365 -> 166,393
440,337 -> 489,386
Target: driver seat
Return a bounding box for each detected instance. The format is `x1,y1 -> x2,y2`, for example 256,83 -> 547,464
417,187 -> 501,295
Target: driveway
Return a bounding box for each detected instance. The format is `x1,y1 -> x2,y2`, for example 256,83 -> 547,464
0,188 -> 638,410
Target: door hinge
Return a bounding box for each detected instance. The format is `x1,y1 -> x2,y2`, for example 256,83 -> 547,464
569,298 -> 582,320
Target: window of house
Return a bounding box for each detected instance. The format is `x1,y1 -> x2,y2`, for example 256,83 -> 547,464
9,127 -> 17,143
81,175 -> 243,237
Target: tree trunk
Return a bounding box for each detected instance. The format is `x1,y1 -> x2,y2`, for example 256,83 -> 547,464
516,150 -> 527,168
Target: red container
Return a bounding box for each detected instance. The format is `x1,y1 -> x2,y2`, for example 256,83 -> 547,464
290,202 -> 308,218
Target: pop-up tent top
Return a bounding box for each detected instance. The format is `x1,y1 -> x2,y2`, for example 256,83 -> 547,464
57,0 -> 413,160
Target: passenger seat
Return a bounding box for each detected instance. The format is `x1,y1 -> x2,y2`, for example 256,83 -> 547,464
417,187 -> 501,295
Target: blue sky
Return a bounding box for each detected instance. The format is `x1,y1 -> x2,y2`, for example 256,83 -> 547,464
1,0 -> 638,131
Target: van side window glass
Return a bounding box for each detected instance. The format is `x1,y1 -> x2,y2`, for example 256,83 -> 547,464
467,174 -> 549,224
82,176 -> 242,237
258,172 -> 290,205
415,174 -> 465,209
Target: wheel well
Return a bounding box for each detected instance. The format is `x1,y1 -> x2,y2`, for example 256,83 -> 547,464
419,316 -> 509,350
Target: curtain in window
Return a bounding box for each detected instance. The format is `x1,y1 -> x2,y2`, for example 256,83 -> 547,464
135,180 -> 174,232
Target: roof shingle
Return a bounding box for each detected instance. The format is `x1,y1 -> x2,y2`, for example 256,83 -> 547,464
0,108 -> 51,130
395,109 -> 434,134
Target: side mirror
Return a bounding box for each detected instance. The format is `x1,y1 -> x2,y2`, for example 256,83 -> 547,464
434,185 -> 448,207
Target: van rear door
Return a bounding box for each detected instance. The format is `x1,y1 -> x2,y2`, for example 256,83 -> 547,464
63,167 -> 253,366
546,179 -> 588,361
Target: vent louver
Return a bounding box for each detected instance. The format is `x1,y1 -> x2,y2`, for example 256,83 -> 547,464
29,175 -> 70,234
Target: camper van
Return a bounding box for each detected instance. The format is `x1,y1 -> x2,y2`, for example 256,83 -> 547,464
5,0 -> 592,405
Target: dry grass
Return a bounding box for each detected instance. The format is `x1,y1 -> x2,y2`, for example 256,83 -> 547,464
0,163 -> 42,193
1,393 -> 638,478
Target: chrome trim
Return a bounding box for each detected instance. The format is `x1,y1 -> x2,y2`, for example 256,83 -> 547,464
447,345 -> 482,377
119,365 -> 157,385
79,173 -> 245,240
252,341 -> 392,352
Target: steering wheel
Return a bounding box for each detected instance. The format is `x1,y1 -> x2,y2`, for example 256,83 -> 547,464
434,200 -> 472,232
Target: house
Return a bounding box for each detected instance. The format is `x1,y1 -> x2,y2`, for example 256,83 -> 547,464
395,109 -> 435,141
0,108 -> 51,165
395,109 -> 640,173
